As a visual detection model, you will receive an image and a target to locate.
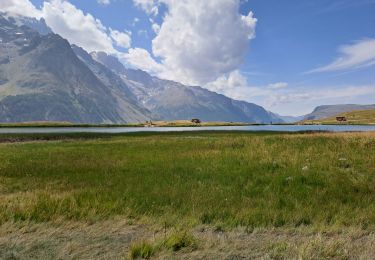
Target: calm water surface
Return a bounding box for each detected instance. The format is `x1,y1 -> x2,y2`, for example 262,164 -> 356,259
0,125 -> 374,134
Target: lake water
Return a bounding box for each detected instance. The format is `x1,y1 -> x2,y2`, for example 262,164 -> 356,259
0,125 -> 375,134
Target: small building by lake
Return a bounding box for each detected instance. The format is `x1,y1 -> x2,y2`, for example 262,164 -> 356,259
336,116 -> 347,122
191,119 -> 201,124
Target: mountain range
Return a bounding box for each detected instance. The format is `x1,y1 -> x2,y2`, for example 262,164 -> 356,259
0,13 -> 287,124
0,13 -> 373,124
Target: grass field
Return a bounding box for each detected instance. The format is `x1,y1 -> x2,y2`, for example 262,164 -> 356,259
1,131 -> 375,258
302,109 -> 375,125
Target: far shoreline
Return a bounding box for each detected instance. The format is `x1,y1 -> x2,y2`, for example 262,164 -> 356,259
0,120 -> 295,128
0,120 -> 374,128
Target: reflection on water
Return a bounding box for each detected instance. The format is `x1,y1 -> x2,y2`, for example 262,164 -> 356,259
0,125 -> 375,134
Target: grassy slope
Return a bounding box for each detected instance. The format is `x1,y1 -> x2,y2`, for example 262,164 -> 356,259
1,131 -> 375,258
302,109 -> 375,125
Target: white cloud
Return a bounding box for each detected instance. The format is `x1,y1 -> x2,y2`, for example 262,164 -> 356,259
271,85 -> 375,105
0,0 -> 42,18
309,38 -> 375,73
42,0 -> 116,53
206,70 -> 247,93
2,0 -> 132,54
110,29 -> 132,49
263,85 -> 375,115
130,0 -> 257,86
205,70 -> 267,101
205,70 -> 375,116
5,0 -> 257,92
97,0 -> 111,5
133,0 -> 159,16
122,48 -> 164,74
151,23 -> 160,34
151,0 -> 257,85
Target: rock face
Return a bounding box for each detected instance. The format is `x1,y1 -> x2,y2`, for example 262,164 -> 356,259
0,14 -> 150,123
93,52 -> 283,123
304,104 -> 375,120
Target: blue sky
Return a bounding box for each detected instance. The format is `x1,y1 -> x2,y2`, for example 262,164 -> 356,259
5,0 -> 375,115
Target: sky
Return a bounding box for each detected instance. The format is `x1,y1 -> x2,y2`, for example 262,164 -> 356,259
1,0 -> 375,116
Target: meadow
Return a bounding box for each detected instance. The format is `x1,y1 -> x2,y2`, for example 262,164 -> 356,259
1,131 -> 375,258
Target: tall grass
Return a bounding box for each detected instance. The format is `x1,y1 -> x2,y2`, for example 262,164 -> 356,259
1,132 -> 375,230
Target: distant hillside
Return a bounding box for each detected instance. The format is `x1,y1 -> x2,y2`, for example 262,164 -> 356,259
304,104 -> 375,120
303,109 -> 375,125
93,52 -> 284,124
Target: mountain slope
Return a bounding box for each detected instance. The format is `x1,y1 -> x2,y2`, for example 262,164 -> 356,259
93,52 -> 283,123
304,104 -> 375,120
0,14 -> 149,123
72,45 -> 151,122
303,109 -> 375,125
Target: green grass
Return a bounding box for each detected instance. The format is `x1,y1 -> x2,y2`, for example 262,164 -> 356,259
128,231 -> 197,259
302,109 -> 375,125
1,131 -> 375,231
129,241 -> 155,259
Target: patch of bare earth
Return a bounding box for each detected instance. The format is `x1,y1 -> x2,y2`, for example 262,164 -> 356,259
1,222 -> 375,259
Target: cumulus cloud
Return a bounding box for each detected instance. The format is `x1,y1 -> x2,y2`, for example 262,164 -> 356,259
130,0 -> 257,85
151,0 -> 257,85
205,70 -> 267,103
122,48 -> 164,74
1,0 -> 133,54
0,0 -> 42,18
110,29 -> 132,49
309,38 -> 375,73
206,70 -> 248,93
4,0 -> 258,100
42,0 -> 116,53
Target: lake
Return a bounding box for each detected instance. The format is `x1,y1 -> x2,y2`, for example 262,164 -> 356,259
0,125 -> 375,134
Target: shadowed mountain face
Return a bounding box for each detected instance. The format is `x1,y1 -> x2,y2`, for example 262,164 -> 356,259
0,14 -> 150,123
93,52 -> 283,123
304,104 -> 375,120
